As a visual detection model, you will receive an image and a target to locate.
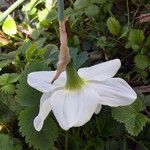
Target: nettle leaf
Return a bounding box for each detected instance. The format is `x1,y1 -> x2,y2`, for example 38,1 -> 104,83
134,54 -> 150,70
107,17 -> 122,36
112,99 -> 148,136
19,107 -> 58,150
85,5 -> 99,16
16,62 -> 49,107
2,16 -> 17,35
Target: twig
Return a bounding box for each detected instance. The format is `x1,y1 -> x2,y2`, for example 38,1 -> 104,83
0,0 -> 25,23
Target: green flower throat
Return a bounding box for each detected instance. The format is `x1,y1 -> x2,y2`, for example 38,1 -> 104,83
65,61 -> 85,90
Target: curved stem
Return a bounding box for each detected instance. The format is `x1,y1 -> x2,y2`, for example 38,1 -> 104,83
0,0 -> 25,23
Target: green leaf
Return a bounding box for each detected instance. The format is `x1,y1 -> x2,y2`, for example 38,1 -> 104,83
107,17 -> 122,36
143,95 -> 150,106
0,134 -> 22,150
0,73 -> 19,86
0,102 -> 14,123
74,0 -> 88,10
85,5 -> 99,16
0,73 -> 19,94
19,107 -> 58,150
17,39 -> 32,55
105,139 -> 118,150
1,84 -> 15,94
0,134 -> 14,150
38,9 -> 56,27
0,92 -> 21,122
70,47 -> 88,69
31,27 -> 45,40
134,54 -> 150,70
25,43 -> 37,61
0,51 -> 16,69
112,99 -> 148,136
128,29 -> 145,45
16,62 -> 49,107
2,16 -> 17,35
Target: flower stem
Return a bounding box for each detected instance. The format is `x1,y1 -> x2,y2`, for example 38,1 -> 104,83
0,0 -> 25,23
57,0 -> 64,21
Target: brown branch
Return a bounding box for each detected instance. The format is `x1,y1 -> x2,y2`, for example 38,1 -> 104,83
133,85 -> 150,93
51,20 -> 70,83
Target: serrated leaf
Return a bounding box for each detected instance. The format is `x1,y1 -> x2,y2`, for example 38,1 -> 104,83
16,62 -> 49,107
19,107 -> 58,150
85,5 -> 99,16
2,16 -> 17,35
134,54 -> 150,70
125,113 -> 147,136
112,99 -> 148,136
1,84 -> 15,94
107,17 -> 122,36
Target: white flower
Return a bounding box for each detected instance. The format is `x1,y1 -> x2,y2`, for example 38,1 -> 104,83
27,59 -> 137,131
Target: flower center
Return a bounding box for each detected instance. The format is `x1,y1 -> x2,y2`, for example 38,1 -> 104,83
65,61 -> 85,90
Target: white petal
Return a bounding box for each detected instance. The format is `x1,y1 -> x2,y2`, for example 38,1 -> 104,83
63,92 -> 79,127
91,78 -> 137,107
78,59 -> 121,81
51,86 -> 99,130
33,92 -> 52,131
51,90 -> 70,130
95,104 -> 102,114
73,86 -> 99,127
27,71 -> 65,93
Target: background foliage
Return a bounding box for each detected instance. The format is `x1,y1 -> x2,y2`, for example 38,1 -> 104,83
0,0 -> 150,149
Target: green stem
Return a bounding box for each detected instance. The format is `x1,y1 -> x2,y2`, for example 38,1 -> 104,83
65,132 -> 68,150
126,0 -> 130,27
65,61 -> 84,90
0,0 -> 25,23
57,0 -> 64,21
